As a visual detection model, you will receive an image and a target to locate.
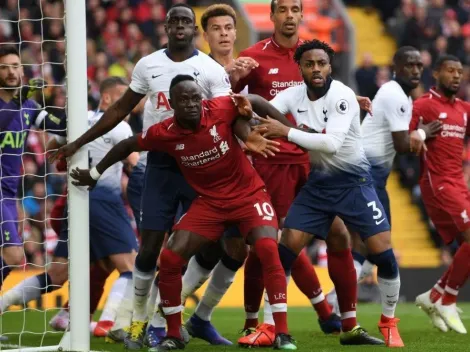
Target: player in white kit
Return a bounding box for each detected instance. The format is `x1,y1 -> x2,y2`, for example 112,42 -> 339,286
0,78 -> 139,330
256,40 -> 404,347
49,4 -> 261,349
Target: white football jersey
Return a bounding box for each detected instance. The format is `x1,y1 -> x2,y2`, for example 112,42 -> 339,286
361,80 -> 412,172
270,80 -> 370,185
130,49 -> 232,131
87,110 -> 133,198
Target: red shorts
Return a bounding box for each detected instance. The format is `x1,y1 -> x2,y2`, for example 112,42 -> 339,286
253,162 -> 310,218
420,179 -> 470,244
173,189 -> 278,241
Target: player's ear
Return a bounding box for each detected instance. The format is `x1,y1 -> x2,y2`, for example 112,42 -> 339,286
194,24 -> 199,33
203,31 -> 208,43
168,98 -> 173,109
328,64 -> 332,76
432,69 -> 439,81
164,24 -> 168,35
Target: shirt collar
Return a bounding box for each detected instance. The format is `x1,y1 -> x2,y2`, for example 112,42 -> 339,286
164,48 -> 199,61
270,35 -> 301,53
429,87 -> 457,104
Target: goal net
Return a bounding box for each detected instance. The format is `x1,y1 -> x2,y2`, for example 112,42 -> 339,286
1,0 -> 89,351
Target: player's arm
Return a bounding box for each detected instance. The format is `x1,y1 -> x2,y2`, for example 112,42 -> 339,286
70,135 -> 143,189
243,93 -> 296,127
407,102 -> 441,154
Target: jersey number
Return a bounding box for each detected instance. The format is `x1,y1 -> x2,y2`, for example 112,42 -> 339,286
254,202 -> 274,221
367,201 -> 384,225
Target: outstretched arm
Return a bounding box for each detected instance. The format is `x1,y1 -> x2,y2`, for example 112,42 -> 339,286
246,94 -> 296,128
70,136 -> 142,189
50,89 -> 145,162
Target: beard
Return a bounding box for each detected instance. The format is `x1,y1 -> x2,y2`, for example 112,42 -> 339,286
304,74 -> 333,99
0,76 -> 20,89
439,83 -> 460,97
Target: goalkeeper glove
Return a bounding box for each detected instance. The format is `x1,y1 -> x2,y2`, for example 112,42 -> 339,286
12,78 -> 46,106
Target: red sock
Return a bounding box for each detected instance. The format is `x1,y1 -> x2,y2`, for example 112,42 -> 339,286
292,249 -> 331,321
158,248 -> 188,339
430,266 -> 450,303
442,243 -> 470,305
244,251 -> 264,329
254,238 -> 288,335
327,249 -> 357,332
90,265 -> 109,314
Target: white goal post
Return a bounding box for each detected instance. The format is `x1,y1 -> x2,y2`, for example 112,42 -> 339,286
4,0 -> 90,351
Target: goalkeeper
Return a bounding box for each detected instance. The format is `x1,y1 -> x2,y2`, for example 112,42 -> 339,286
0,45 -> 65,290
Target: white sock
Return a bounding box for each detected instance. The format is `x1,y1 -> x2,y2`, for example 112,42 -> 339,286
353,260 -> 363,281
113,273 -> 134,330
359,260 -> 374,282
378,275 -> 400,318
147,277 -> 159,318
181,255 -> 212,305
100,272 -> 131,322
194,261 -> 237,321
262,291 -> 274,325
133,266 -> 156,322
150,288 -> 166,328
0,275 -> 48,311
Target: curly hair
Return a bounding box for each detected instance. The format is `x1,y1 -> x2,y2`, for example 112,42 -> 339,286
294,39 -> 335,64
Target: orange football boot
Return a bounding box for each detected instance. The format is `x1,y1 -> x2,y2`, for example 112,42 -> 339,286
93,320 -> 114,337
378,316 -> 404,347
238,323 -> 276,347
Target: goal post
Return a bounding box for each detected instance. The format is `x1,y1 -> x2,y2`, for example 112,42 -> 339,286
64,0 -> 90,350
2,0 -> 90,351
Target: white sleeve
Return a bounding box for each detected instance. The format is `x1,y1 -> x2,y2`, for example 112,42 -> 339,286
269,89 -> 291,115
111,121 -> 133,145
129,57 -> 148,95
383,96 -> 411,132
288,87 -> 359,154
203,62 -> 232,98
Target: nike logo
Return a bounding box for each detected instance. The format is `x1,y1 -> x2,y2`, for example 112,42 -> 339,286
152,74 -> 162,79
297,109 -> 307,113
375,218 -> 385,225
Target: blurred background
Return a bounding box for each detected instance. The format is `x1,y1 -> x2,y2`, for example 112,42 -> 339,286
2,0 -> 470,300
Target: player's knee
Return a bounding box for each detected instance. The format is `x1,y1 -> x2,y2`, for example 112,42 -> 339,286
364,230 -> 392,254
279,228 -> 309,255
196,241 -> 223,269
326,218 -> 350,250
47,261 -> 69,286
368,248 -> 399,279
140,229 -> 166,253
110,253 -> 135,273
2,246 -> 24,266
223,238 -> 248,263
160,248 -> 187,274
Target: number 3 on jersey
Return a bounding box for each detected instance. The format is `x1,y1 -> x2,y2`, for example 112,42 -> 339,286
254,202 -> 275,221
367,201 -> 385,225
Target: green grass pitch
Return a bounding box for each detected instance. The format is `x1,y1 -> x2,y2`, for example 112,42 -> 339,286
1,304 -> 469,351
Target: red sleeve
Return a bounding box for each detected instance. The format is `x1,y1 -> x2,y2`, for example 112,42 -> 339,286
136,123 -> 166,152
410,98 -> 434,131
233,49 -> 256,93
205,96 -> 239,124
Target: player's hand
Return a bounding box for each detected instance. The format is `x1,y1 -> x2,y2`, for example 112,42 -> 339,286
230,92 -> 253,118
254,115 -> 290,138
70,167 -> 97,190
419,117 -> 442,139
48,141 -> 80,163
228,57 -> 259,82
244,128 -> 280,158
357,96 -> 372,115
12,78 -> 47,106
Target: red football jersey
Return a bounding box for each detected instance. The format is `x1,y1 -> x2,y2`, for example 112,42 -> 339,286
136,96 -> 266,200
410,88 -> 469,184
235,37 -> 308,164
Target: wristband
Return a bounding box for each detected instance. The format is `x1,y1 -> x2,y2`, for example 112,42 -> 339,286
417,128 -> 426,141
89,167 -> 101,180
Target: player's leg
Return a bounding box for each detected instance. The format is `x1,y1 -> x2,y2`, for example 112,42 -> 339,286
155,197 -> 226,351
94,251 -> 136,338
1,200 -> 24,288
341,184 -> 402,347
185,231 -> 246,345
126,161 -> 146,231
127,162 -> 184,348
415,183 -> 468,333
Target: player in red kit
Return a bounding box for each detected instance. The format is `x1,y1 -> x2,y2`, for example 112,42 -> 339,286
70,75 -> 299,351
411,55 -> 468,334
230,0 -> 371,346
